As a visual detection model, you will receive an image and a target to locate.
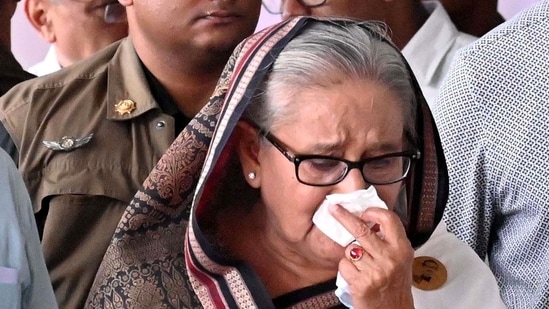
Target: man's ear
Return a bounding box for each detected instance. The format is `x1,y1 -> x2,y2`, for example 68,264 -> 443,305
25,0 -> 55,43
235,121 -> 262,188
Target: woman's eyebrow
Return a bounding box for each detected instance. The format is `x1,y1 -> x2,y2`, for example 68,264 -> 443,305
368,142 -> 402,153
307,140 -> 402,155
307,141 -> 345,153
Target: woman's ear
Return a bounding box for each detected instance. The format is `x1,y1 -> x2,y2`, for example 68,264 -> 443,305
25,0 -> 55,43
235,121 -> 262,188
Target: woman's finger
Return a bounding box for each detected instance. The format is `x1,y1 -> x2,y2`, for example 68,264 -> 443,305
357,206 -> 409,245
328,204 -> 395,253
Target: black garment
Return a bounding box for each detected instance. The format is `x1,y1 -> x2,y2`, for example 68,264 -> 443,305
0,49 -> 35,96
142,60 -> 191,135
0,48 -> 35,163
273,280 -> 346,309
0,122 -> 17,164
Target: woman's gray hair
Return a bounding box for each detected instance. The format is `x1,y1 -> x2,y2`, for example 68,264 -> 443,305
245,20 -> 418,145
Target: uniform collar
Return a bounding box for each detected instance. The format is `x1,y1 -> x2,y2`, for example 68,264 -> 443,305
106,38 -> 159,121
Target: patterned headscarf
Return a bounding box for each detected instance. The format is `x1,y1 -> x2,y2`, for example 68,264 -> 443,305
87,17 -> 447,308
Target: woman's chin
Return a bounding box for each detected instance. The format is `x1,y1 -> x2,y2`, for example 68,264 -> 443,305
314,237 -> 347,263
306,228 -> 347,264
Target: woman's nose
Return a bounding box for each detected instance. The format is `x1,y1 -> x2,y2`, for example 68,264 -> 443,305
281,0 -> 310,20
335,168 -> 369,193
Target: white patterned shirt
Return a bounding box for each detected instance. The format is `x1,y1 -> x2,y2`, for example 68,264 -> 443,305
434,1 -> 549,308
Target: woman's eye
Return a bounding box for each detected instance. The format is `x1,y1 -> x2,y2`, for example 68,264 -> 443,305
368,157 -> 398,169
305,159 -> 341,171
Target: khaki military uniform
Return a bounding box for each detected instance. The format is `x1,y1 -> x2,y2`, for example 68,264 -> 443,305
0,38 -> 178,309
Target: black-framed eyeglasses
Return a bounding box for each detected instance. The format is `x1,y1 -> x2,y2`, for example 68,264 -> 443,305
262,0 -> 327,15
63,1 -> 127,24
104,3 -> 127,24
255,125 -> 420,186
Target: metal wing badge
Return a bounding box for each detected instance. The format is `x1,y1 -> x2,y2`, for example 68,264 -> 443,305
42,133 -> 94,152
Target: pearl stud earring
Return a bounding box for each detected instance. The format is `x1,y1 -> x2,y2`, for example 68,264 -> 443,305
248,172 -> 256,180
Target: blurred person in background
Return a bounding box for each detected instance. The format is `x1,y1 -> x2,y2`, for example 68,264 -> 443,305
433,0 -> 504,37
1,0 -> 35,162
24,0 -> 128,75
265,0 -> 477,110
1,0 -> 34,94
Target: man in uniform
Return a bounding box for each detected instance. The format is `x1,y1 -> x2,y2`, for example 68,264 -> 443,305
0,0 -> 261,307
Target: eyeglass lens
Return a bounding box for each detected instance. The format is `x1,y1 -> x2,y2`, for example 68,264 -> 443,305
104,3 -> 127,24
297,156 -> 411,186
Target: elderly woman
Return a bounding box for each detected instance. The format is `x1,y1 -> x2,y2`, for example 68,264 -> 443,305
88,18 -> 504,308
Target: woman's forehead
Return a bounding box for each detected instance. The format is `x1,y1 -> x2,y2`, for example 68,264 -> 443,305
265,79 -> 406,151
271,78 -> 406,123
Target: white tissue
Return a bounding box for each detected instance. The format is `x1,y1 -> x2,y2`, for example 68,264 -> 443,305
335,270 -> 354,308
312,187 -> 387,247
311,187 -> 388,309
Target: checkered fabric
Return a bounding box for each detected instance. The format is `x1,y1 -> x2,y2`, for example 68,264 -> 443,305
434,1 -> 549,308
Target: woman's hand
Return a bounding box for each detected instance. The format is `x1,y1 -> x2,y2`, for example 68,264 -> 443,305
329,204 -> 414,309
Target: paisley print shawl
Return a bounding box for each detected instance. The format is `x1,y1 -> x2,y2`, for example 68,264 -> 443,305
87,17 -> 447,308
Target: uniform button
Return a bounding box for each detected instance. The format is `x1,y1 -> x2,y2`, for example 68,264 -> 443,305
156,120 -> 167,129
412,256 -> 447,290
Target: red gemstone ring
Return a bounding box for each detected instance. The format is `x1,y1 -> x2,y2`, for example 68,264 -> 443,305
349,247 -> 364,262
